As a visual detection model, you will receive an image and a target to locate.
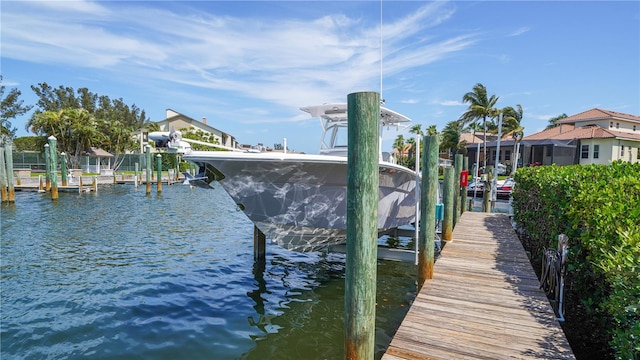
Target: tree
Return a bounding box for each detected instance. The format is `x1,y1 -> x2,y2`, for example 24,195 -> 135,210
26,83 -> 151,168
459,83 -> 499,170
1,76 -> 33,137
440,121 -> 464,159
425,125 -> 438,136
501,105 -> 525,175
546,113 -> 568,129
27,108 -> 103,168
392,134 -> 406,165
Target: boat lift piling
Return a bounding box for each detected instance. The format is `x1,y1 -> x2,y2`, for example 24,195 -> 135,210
418,135 -> 439,286
442,167 -> 454,241
345,91 -> 379,360
253,226 -> 266,260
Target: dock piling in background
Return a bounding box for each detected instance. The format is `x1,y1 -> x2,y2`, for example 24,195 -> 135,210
345,91 -> 379,360
4,141 -> 15,202
48,136 -> 59,200
483,170 -> 492,212
461,156 -> 468,213
442,167 -> 454,241
156,154 -> 162,193
419,135 -> 439,286
0,143 -> 7,202
145,145 -> 151,195
453,154 -> 463,226
44,144 -> 51,191
60,152 -> 68,186
134,162 -> 139,188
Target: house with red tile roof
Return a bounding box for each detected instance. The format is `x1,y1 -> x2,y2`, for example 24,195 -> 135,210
527,108 -> 640,165
464,108 -> 640,172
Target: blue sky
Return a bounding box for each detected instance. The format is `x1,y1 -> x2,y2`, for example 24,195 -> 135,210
2,0 -> 639,154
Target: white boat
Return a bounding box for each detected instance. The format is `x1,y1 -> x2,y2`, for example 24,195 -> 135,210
180,104 -> 418,251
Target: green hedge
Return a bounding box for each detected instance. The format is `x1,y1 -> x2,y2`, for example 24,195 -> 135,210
512,161 -> 640,360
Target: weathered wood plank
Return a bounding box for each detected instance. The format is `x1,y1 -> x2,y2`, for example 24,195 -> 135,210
382,212 -> 575,359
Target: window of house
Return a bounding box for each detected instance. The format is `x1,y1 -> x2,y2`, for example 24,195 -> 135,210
593,145 -> 599,159
581,144 -> 589,159
621,145 -> 625,157
505,150 -> 511,161
634,125 -> 637,131
637,148 -> 640,160
616,122 -> 620,129
610,122 -> 613,128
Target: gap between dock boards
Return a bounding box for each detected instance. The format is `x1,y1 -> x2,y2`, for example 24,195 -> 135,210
382,211 -> 575,360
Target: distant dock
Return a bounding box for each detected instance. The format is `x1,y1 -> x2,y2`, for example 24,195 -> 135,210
383,212 -> 574,359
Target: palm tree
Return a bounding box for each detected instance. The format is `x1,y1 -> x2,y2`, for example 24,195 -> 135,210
425,125 -> 438,136
502,105 -> 525,175
440,121 -> 464,159
393,134 -> 406,164
459,83 -> 499,170
545,113 -> 568,130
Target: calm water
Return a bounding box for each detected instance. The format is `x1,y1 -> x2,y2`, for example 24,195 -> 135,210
1,184 -> 417,359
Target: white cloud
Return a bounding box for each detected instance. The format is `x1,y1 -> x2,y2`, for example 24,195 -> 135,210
508,27 -> 531,37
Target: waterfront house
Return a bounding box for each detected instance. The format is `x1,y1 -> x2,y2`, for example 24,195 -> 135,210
465,108 -> 640,170
149,109 -> 238,149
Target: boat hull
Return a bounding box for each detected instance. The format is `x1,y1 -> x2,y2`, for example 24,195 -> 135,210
184,152 -> 417,251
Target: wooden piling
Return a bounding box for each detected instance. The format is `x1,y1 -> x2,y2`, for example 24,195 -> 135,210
156,154 -> 162,193
60,152 -> 68,186
442,167 -> 454,241
134,162 -> 139,188
419,135 -> 439,286
4,141 -> 15,202
0,144 -> 7,202
253,225 -> 266,260
48,136 -> 59,200
44,144 -> 51,191
93,176 -> 98,193
461,156 -> 468,213
453,154 -> 463,226
345,91 -> 379,360
483,171 -> 492,212
145,145 -> 151,195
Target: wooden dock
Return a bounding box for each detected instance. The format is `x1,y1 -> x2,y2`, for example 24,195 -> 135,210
383,212 -> 574,359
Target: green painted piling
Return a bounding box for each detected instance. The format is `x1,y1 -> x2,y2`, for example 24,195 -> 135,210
0,144 -> 7,202
4,143 -> 15,202
44,144 -> 51,191
454,154 -> 463,226
156,154 -> 162,193
145,145 -> 151,195
442,167 -> 454,241
462,156 -> 468,213
48,136 -> 59,200
60,152 -> 68,186
419,135 -> 439,286
345,91 -> 379,360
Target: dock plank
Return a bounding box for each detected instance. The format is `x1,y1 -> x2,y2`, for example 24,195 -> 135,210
382,212 -> 574,359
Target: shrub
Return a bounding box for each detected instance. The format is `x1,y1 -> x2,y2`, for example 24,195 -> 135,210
512,161 -> 640,359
